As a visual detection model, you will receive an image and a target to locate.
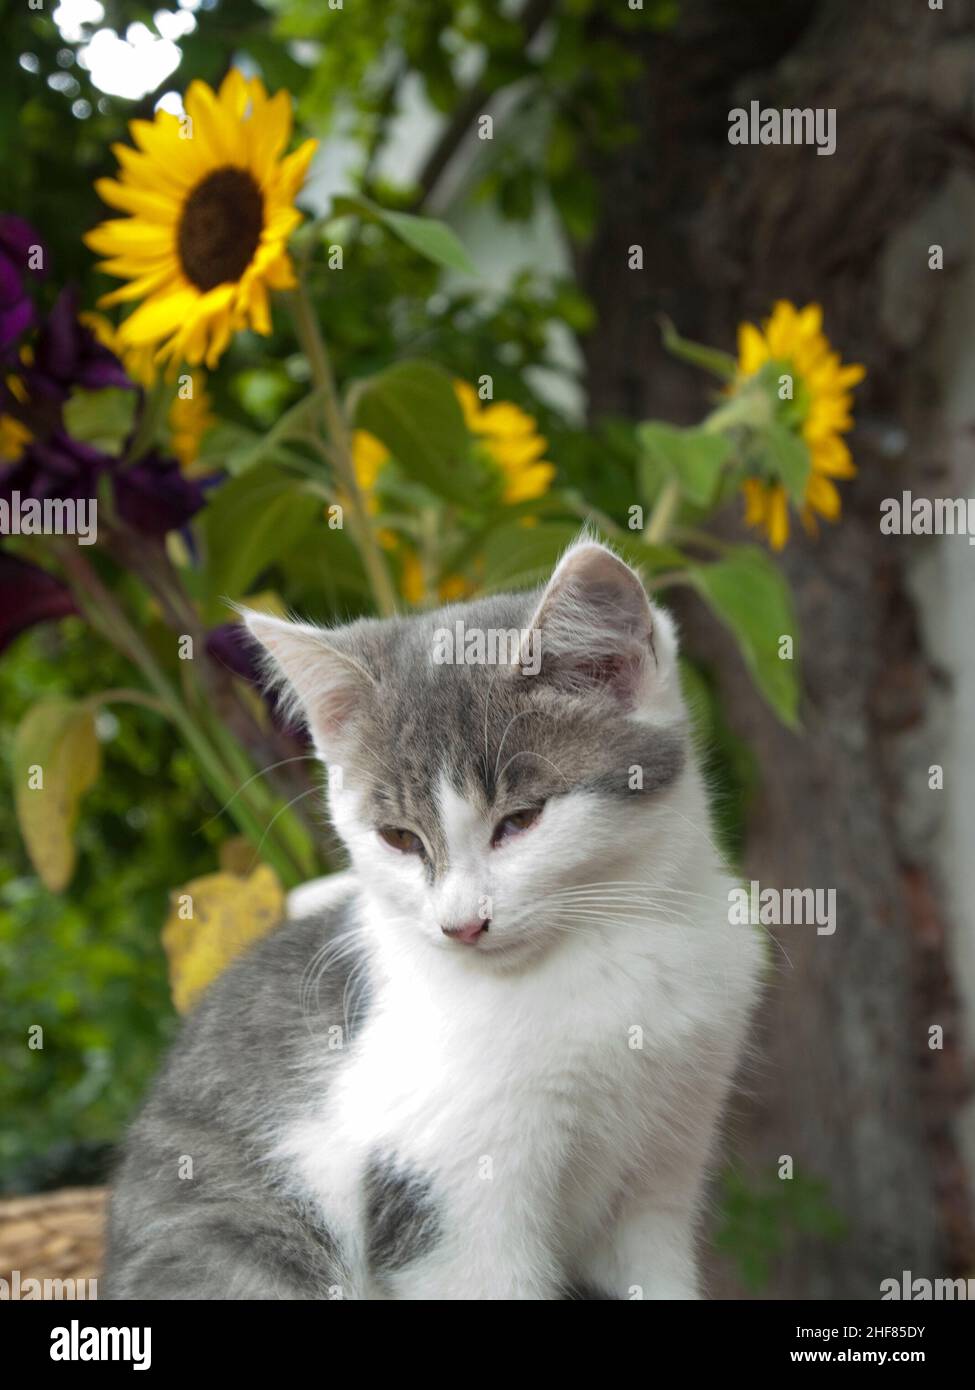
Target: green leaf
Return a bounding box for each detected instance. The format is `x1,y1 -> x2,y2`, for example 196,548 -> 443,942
198,390 -> 325,478
63,388 -> 137,454
759,421 -> 811,505
13,698 -> 102,892
201,463 -> 323,618
612,533 -> 689,576
479,520 -> 584,592
195,422 -> 266,477
353,360 -> 475,505
332,194 -> 477,276
637,421 -> 732,508
689,547 -> 800,728
658,316 -> 738,382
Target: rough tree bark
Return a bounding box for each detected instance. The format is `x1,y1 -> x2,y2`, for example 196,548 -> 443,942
577,0 -> 975,1298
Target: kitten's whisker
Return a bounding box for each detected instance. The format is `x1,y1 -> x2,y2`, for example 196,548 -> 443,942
198,753 -> 320,831
547,877 -> 729,896
546,886 -> 728,909
665,805 -> 729,863
492,707 -> 534,785
298,927 -> 365,1031
255,785 -> 322,859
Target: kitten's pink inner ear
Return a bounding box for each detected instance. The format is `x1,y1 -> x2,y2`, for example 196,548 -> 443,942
242,612 -> 367,741
314,680 -> 361,737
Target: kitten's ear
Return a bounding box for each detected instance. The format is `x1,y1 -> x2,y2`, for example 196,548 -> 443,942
522,540 -> 676,710
240,611 -> 373,752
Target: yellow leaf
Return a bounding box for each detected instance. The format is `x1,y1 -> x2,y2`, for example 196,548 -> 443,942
162,863 -> 285,1013
13,699 -> 102,892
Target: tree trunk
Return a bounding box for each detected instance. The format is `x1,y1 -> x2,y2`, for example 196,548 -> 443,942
578,0 -> 975,1298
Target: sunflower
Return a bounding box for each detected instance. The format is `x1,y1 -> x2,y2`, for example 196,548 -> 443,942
351,384 -> 554,603
352,429 -> 390,513
169,379 -> 216,474
736,301 -> 865,550
453,380 -> 555,503
84,70 -> 317,371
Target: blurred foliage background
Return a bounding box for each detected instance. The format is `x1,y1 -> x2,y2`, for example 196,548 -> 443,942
0,0 -> 867,1297
0,0 -> 700,1191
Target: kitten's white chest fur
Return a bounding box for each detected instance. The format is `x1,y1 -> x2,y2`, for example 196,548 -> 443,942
277,794 -> 761,1301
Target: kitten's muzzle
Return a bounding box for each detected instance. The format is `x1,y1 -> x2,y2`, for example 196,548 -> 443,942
441,917 -> 490,945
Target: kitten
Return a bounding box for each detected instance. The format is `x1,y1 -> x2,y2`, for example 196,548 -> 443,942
103,538 -> 762,1300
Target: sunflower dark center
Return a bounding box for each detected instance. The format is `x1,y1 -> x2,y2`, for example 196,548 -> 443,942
177,167 -> 264,293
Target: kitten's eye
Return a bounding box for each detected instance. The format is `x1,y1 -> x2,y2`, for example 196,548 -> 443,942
491,805 -> 543,847
378,827 -> 425,856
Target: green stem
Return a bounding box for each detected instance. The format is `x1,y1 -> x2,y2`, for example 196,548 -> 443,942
56,544 -> 302,887
288,281 -> 398,617
643,389 -> 769,546
700,387 -> 771,436
201,706 -> 317,879
673,526 -> 735,555
563,492 -> 629,543
644,479 -> 681,545
645,570 -> 695,593
105,531 -> 318,881
127,375 -> 172,464
83,688 -> 168,715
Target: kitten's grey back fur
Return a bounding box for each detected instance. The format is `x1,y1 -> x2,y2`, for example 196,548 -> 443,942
104,897 -> 364,1299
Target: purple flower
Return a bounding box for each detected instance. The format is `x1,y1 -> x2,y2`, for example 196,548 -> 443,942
0,215 -> 45,357
206,622 -> 261,683
24,286 -> 130,406
207,621 -> 307,741
114,449 -> 206,537
0,551 -> 78,653
0,429 -> 110,505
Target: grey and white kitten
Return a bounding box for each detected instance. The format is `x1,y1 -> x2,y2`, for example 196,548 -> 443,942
104,538 -> 761,1300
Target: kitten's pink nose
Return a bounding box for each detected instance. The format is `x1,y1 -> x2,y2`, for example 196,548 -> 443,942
441,917 -> 490,944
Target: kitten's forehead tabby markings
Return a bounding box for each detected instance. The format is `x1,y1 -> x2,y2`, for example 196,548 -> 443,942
244,539 -> 687,960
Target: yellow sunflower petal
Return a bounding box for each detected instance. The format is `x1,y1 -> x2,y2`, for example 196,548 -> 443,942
502,463 -> 556,504
119,286 -> 200,346
400,551 -> 425,605
248,89 -> 293,173
737,321 -> 769,376
277,137 -> 317,193
263,253 -> 297,292
218,66 -> 251,122
488,434 -> 549,470
246,278 -> 272,336
764,300 -> 799,358
796,303 -> 823,339
94,179 -> 178,223
475,401 -> 537,436
84,219 -> 174,257
810,436 -> 856,479
836,362 -> 866,389
99,266 -> 180,307
127,116 -> 199,187
183,79 -> 239,166
453,379 -> 482,429
767,485 -> 790,550
741,477 -> 769,527
353,429 -> 391,491
805,472 -> 842,522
